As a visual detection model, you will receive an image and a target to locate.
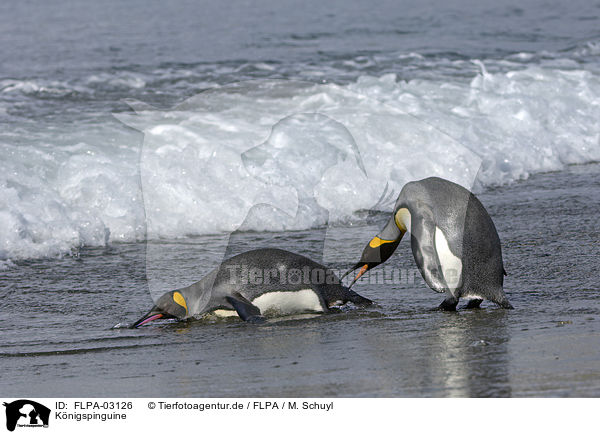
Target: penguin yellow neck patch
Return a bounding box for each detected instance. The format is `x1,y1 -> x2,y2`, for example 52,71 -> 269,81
369,236 -> 396,249
172,291 -> 188,315
395,208 -> 411,233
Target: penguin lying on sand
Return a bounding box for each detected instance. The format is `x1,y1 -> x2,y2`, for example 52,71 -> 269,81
131,248 -> 372,327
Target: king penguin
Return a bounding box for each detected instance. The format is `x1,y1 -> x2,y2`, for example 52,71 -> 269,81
131,248 -> 372,327
344,177 -> 513,310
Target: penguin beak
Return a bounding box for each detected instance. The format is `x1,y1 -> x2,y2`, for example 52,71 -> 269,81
130,307 -> 168,328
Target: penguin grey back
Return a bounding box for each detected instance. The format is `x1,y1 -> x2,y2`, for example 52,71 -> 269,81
210,248 -> 364,307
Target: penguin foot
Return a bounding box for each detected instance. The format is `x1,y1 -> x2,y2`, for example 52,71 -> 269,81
246,315 -> 267,324
437,298 -> 458,311
347,290 -> 373,306
464,299 -> 483,309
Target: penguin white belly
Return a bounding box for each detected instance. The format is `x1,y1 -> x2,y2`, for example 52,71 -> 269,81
212,309 -> 239,318
252,289 -> 325,315
434,227 -> 463,290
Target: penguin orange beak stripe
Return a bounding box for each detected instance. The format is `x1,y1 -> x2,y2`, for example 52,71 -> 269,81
353,264 -> 369,283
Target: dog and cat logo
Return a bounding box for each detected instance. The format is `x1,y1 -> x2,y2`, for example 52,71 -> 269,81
3,400 -> 50,431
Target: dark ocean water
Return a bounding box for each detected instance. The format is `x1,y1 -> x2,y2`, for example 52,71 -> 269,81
1,0 -> 599,397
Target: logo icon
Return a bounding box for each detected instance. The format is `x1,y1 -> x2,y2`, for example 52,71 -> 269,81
3,400 -> 50,432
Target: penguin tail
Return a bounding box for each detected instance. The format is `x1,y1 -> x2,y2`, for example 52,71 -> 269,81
347,290 -> 373,306
494,296 -> 513,309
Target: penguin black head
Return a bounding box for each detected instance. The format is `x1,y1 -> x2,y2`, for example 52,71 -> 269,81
342,235 -> 403,287
130,290 -> 189,328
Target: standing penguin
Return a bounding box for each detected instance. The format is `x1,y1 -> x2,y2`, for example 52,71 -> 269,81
344,177 -> 513,310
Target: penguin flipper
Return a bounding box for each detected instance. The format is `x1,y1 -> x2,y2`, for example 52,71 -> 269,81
225,294 -> 266,323
410,207 -> 448,294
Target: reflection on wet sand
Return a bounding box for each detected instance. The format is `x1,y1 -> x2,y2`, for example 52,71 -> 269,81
357,306 -> 512,397
428,310 -> 512,397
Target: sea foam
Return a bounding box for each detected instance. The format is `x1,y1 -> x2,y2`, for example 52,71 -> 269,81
1,57 -> 599,262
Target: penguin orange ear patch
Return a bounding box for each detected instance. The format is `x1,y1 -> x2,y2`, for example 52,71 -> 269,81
172,291 -> 188,314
